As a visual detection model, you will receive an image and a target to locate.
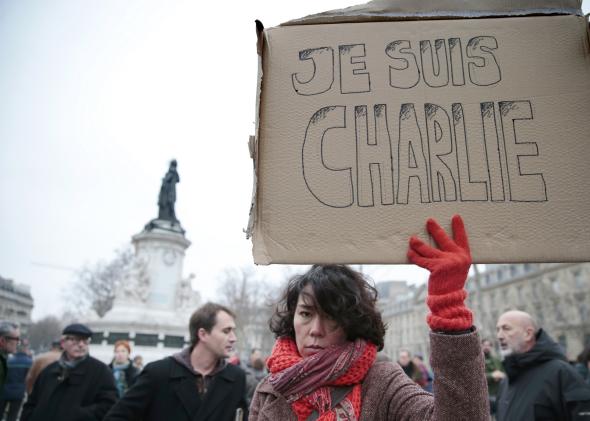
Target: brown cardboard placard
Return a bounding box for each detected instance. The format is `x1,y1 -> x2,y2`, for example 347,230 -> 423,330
283,0 -> 583,25
249,9 -> 590,265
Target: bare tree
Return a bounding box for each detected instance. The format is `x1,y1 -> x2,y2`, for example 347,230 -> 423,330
66,247 -> 133,318
278,265 -> 309,281
216,266 -> 280,357
28,316 -> 63,353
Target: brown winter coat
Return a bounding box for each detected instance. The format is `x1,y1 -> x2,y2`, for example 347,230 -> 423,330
25,350 -> 61,394
249,330 -> 488,421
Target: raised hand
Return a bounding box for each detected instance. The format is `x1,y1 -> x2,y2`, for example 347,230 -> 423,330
407,215 -> 473,332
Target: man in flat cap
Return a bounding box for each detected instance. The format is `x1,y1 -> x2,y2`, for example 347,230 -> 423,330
21,323 -> 117,421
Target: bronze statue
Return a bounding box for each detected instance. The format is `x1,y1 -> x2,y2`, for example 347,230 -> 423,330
158,160 -> 179,222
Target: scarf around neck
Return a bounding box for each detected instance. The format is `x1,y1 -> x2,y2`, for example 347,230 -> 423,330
57,352 -> 87,383
58,352 -> 87,369
267,337 -> 376,421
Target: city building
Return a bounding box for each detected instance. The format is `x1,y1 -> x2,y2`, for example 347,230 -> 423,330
0,275 -> 34,333
379,263 -> 590,362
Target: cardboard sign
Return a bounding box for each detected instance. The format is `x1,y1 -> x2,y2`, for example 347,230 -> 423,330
248,11 -> 590,265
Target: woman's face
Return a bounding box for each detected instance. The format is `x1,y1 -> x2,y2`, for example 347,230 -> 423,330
294,284 -> 347,357
114,345 -> 129,364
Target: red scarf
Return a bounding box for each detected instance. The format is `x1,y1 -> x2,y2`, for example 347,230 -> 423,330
267,338 -> 377,421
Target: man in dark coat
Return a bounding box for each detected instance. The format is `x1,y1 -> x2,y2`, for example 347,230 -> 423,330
0,321 -> 20,389
495,310 -> 590,420
21,323 -> 117,421
104,302 -> 248,421
0,343 -> 33,421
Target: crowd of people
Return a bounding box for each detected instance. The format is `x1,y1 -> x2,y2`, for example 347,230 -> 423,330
0,216 -> 589,420
0,322 -> 147,421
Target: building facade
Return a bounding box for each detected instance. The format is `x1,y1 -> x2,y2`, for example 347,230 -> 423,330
379,263 -> 590,362
0,275 -> 34,333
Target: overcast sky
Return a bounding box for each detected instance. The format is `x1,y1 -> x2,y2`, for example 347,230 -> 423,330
1,1 -> 588,320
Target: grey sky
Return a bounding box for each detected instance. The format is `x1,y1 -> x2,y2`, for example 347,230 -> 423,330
1,1 -> 587,320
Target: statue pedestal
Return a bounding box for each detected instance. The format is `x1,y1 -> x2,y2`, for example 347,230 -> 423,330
132,222 -> 191,311
143,218 -> 185,235
88,220 -> 200,364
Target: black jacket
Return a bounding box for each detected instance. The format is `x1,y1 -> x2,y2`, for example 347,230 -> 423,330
0,352 -> 7,390
496,329 -> 590,421
103,356 -> 248,421
21,355 -> 117,421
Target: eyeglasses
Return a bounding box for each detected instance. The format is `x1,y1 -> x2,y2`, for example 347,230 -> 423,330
64,336 -> 91,344
3,336 -> 20,343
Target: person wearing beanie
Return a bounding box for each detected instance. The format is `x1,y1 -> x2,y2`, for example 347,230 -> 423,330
21,323 -> 117,421
108,340 -> 139,398
250,216 -> 488,420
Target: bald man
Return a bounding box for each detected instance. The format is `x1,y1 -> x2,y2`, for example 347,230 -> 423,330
495,310 -> 590,420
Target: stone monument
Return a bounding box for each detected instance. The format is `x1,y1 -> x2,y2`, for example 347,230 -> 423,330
88,160 -> 200,364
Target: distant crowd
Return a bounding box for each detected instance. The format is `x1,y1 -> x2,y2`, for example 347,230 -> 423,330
1,297 -> 589,420
0,217 -> 589,420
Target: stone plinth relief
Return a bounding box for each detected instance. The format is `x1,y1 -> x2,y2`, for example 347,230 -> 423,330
176,273 -> 199,310
121,256 -> 151,304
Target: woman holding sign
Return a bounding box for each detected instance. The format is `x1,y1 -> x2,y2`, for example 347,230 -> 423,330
249,215 -> 488,420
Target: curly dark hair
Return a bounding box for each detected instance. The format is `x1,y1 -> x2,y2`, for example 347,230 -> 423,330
269,264 -> 386,350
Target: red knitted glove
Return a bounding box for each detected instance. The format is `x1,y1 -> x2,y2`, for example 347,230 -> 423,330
407,215 -> 473,332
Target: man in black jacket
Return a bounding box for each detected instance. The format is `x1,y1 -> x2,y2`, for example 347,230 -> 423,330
495,310 -> 590,420
21,323 -> 117,421
104,302 -> 248,421
0,321 -> 20,390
